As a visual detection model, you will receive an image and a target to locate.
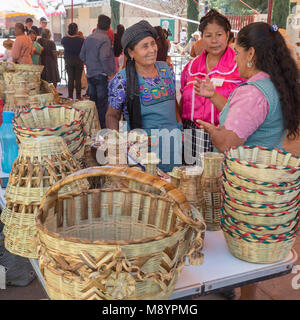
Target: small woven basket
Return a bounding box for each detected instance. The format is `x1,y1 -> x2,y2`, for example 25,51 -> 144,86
224,165 -> 300,191
13,105 -> 86,159
225,146 -> 300,183
36,166 -> 206,300
223,178 -> 299,204
220,209 -> 299,263
1,136 -> 89,259
202,152 -> 224,178
202,191 -> 222,231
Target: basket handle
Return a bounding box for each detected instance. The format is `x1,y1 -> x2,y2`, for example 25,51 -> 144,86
38,166 -> 204,228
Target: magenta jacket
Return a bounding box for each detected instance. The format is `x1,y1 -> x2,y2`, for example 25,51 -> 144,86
181,46 -> 245,126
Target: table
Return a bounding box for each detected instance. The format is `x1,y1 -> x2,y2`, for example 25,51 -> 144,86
28,231 -> 297,300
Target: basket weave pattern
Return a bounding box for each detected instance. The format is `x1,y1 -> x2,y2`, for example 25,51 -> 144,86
221,145 -> 300,263
36,166 -> 206,300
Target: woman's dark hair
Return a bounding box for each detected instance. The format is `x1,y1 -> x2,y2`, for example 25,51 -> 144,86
113,24 -> 125,57
154,26 -> 169,62
97,14 -> 111,31
68,22 -> 78,36
28,29 -> 37,36
199,9 -> 231,35
31,25 -> 39,36
237,22 -> 300,139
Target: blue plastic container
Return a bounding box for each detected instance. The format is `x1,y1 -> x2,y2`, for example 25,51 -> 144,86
0,111 -> 19,174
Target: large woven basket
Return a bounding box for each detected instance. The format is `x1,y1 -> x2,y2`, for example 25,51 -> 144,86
1,136 -> 89,258
36,166 -> 206,300
13,105 -> 86,159
223,178 -> 299,204
220,208 -> 299,263
225,146 -> 300,183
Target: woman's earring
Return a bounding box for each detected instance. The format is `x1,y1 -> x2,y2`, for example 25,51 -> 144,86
247,61 -> 253,68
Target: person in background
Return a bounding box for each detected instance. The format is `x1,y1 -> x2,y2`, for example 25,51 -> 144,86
180,9 -> 244,163
24,18 -> 34,36
61,23 -> 85,100
38,17 -> 48,36
154,26 -> 169,62
80,15 -> 115,129
279,28 -> 297,62
11,23 -> 32,64
1,39 -> 14,62
28,30 -> 43,65
38,28 -> 60,87
179,27 -> 187,45
190,32 -> 204,57
113,24 -> 125,73
195,22 -> 300,152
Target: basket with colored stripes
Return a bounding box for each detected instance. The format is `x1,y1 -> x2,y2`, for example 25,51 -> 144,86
220,208 -> 299,263
35,166 -> 206,300
12,105 -> 86,159
223,178 -> 299,204
224,165 -> 300,191
223,201 -> 299,226
225,146 -> 300,183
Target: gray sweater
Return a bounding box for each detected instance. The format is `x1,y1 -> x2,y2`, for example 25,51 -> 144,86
80,29 -> 115,78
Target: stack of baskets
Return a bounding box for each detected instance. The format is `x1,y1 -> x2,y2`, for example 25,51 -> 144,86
12,105 -> 87,160
1,136 -> 89,258
201,152 -> 224,231
221,145 -> 300,264
35,166 -> 206,300
2,64 -> 44,112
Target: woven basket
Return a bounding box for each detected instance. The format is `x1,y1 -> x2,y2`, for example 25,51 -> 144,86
224,165 -> 300,191
1,136 -> 89,259
36,166 -> 206,300
202,152 -> 224,178
73,100 -> 100,137
220,209 -> 299,263
13,105 -> 86,159
14,64 -> 44,73
202,191 -> 222,231
221,208 -> 298,235
223,178 -> 299,204
29,93 -> 55,108
223,201 -> 299,226
225,146 -> 300,183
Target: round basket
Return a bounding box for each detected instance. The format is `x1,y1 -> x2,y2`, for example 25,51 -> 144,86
12,105 -> 86,159
223,201 -> 299,226
224,165 -> 300,191
223,178 -> 299,204
220,209 -> 299,263
36,166 -> 206,300
225,146 -> 300,183
221,208 -> 298,235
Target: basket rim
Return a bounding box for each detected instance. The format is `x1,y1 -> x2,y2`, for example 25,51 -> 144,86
224,165 -> 300,189
12,105 -> 84,132
36,166 -> 206,245
223,178 -> 299,195
224,145 -> 300,172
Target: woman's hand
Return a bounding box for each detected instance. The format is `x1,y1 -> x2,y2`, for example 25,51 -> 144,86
196,119 -> 217,134
194,75 -> 215,98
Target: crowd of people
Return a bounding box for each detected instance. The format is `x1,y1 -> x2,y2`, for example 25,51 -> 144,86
0,10 -> 299,172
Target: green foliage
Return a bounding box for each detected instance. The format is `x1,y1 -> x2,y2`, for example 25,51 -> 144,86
187,0 -> 199,40
272,0 -> 290,29
110,0 -> 120,31
210,0 -> 268,15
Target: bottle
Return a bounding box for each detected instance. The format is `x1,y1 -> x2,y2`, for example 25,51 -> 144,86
0,111 -> 18,174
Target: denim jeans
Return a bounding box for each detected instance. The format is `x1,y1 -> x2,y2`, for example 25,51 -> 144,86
87,74 -> 108,129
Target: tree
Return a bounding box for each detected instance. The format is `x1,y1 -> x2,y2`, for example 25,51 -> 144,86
110,0 -> 120,31
210,0 -> 268,15
272,0 -> 290,29
187,0 -> 199,41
